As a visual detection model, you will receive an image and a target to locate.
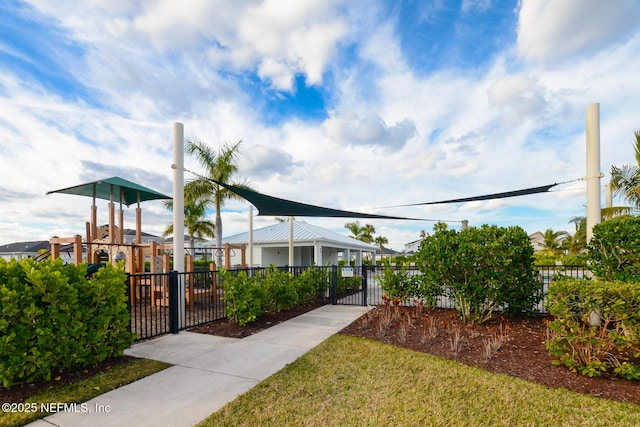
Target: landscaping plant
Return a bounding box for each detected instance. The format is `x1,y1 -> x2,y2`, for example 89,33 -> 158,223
378,260 -> 439,307
545,277 -> 640,380
221,266 -> 333,326
587,215 -> 640,282
219,270 -> 265,326
414,225 -> 541,323
296,266 -> 329,304
0,258 -> 134,387
261,266 -> 298,313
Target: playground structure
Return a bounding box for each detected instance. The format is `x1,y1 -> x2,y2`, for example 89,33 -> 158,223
46,176 -> 246,306
50,232 -> 247,307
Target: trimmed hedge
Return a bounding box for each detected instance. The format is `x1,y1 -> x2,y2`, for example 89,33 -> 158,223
0,258 -> 134,387
546,278 -> 640,380
220,266 -> 350,326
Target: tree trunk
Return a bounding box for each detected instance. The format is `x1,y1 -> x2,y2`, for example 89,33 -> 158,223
216,212 -> 223,267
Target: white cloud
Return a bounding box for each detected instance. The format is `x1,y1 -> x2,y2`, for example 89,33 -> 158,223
3,1 -> 640,253
517,0 -> 640,63
239,144 -> 299,179
488,74 -> 547,116
323,111 -> 417,151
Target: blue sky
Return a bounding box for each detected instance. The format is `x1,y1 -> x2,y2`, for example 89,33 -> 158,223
1,0 -> 640,251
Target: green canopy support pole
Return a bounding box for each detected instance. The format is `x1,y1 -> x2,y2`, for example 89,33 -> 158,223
108,184 -> 115,244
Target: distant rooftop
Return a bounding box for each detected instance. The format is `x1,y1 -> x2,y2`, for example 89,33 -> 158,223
222,220 -> 377,250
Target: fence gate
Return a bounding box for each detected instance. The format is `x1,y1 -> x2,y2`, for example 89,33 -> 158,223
127,269 -> 227,341
331,265 -> 384,307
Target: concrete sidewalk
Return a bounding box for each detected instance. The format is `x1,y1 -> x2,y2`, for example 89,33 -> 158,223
29,305 -> 369,427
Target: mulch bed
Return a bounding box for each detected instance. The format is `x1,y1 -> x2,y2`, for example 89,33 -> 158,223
339,305 -> 640,406
187,302 -> 325,338
4,303 -> 639,408
0,356 -> 138,405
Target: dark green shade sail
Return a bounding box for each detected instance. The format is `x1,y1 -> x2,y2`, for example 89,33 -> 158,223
47,176 -> 172,206
381,183 -> 561,208
208,178 -> 429,220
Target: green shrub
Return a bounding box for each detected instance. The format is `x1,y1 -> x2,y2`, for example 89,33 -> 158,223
534,253 -> 560,266
379,259 -> 411,301
545,278 -> 640,380
262,266 -> 298,313
337,274 -> 361,296
560,254 -> 589,267
296,266 -> 329,304
222,265 -> 333,326
587,216 -> 640,282
220,270 -> 265,326
0,258 -> 133,387
75,264 -> 134,365
378,259 -> 439,307
415,225 -> 541,323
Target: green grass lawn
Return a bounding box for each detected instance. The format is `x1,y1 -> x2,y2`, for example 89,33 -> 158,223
199,334 -> 640,427
0,358 -> 169,427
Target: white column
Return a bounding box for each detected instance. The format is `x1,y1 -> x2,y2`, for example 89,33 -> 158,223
288,217 -> 294,266
586,103 -> 601,242
172,122 -> 185,327
313,241 -> 321,265
248,206 -> 253,268
605,183 -> 612,209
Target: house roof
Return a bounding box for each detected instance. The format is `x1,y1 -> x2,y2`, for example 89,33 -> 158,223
0,240 -> 51,254
123,228 -> 162,238
222,220 -> 377,251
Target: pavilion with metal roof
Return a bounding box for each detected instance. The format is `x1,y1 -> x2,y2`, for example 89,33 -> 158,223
221,219 -> 377,267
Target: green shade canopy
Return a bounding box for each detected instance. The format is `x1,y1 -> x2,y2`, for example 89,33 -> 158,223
206,177 -> 430,221
383,183 -> 560,208
47,176 -> 172,207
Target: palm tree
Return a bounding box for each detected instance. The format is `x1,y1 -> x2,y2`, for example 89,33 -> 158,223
163,198 -> 215,257
433,221 -> 448,232
540,228 -> 570,256
562,216 -> 586,255
374,235 -> 389,260
565,205 -> 632,255
275,217 -> 298,222
184,139 -> 253,266
345,221 -> 375,243
361,224 -> 375,244
610,130 -> 640,211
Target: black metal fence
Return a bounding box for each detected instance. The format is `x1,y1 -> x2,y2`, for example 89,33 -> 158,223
127,268 -> 226,341
126,264 -> 590,341
365,263 -> 591,313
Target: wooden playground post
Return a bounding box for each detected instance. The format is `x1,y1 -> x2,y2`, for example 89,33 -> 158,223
224,243 -> 247,269
49,235 -> 83,265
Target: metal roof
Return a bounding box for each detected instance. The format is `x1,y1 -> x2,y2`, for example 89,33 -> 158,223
47,176 -> 171,207
222,220 -> 377,250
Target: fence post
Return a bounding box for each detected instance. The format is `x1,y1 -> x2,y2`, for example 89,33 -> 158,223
331,265 -> 338,305
362,265 -> 368,306
169,271 -> 179,334
125,273 -> 132,334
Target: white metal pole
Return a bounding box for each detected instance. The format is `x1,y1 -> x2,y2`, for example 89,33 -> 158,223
248,206 -> 253,268
605,183 -> 612,209
172,122 -> 185,327
288,216 -> 294,267
586,103 -> 601,242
